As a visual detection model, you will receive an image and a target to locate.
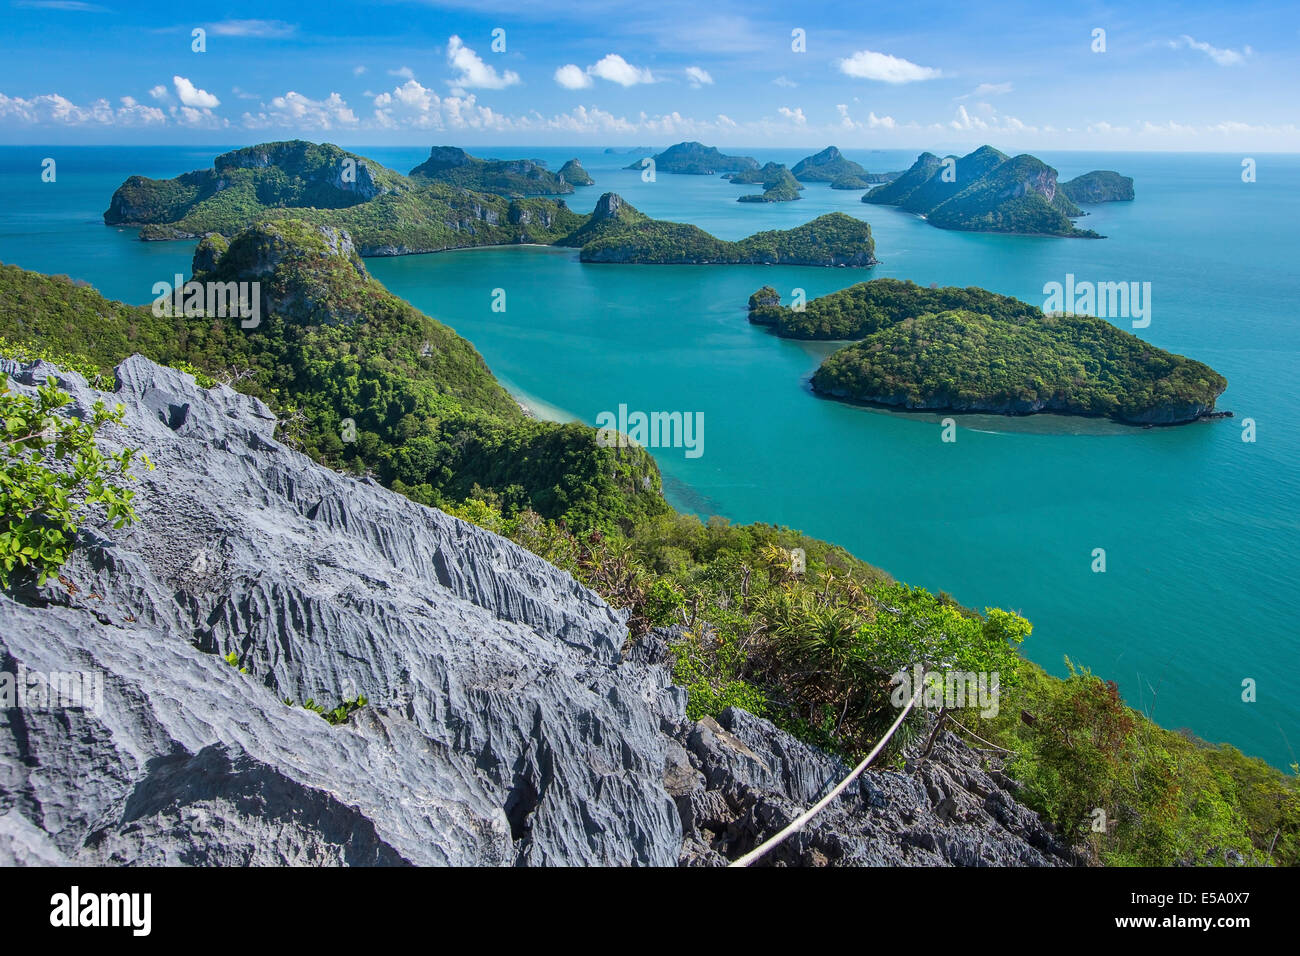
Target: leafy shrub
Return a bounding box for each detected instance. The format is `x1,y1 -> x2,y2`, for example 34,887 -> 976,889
0,379 -> 150,587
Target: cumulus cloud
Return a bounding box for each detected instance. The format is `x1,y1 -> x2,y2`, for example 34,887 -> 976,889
0,91 -> 164,125
446,35 -> 519,89
173,75 -> 220,109
777,106 -> 806,125
838,49 -> 941,84
588,54 -> 654,86
685,66 -> 713,87
836,103 -> 897,130
243,91 -> 357,130
553,64 -> 592,90
773,76 -> 797,88
553,54 -> 654,89
1171,35 -> 1252,66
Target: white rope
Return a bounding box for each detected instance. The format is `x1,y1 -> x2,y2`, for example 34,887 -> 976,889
729,682 -> 924,867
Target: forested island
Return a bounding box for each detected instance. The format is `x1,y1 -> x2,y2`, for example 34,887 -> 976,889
624,141 -> 758,175
862,146 -> 1127,237
1,221 -> 1291,866
409,146 -> 589,196
1060,169 -> 1136,204
729,162 -> 803,202
563,193 -> 875,264
790,145 -> 902,189
104,142 -> 873,266
749,281 -> 1227,424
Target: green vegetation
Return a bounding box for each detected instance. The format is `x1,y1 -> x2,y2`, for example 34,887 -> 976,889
749,277 -> 1041,339
408,146 -> 576,196
105,140 -> 585,254
864,145 -> 1104,237
105,142 -> 877,266
811,309 -> 1226,422
625,141 -> 758,175
749,280 -> 1226,423
789,146 -> 899,187
290,693 -> 369,725
0,378 -> 150,587
557,159 -> 594,186
575,197 -> 876,266
734,163 -> 803,203
0,221 -> 665,529
1061,170 -> 1136,204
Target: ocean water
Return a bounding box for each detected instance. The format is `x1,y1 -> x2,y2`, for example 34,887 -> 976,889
0,145 -> 1296,768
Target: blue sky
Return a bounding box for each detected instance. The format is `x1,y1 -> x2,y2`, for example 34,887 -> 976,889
1,0 -> 1297,150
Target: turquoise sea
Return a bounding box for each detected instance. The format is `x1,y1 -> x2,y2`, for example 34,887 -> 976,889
0,144 -> 1296,768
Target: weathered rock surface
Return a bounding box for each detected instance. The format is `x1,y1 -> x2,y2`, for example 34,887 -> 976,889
0,356 -> 1079,867
0,355 -> 678,866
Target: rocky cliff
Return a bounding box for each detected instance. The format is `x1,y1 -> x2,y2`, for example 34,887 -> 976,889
0,355 -> 1078,866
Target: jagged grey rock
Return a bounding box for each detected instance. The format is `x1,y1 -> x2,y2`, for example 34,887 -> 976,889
0,355 -> 679,866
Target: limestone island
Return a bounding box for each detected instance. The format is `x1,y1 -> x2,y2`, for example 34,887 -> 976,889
624,141 -> 758,175
727,163 -> 804,202
561,194 -> 876,265
748,281 -> 1227,424
104,143 -> 880,266
862,146 -> 1130,238
409,146 -> 581,196
790,146 -> 903,190
1060,170 -> 1135,204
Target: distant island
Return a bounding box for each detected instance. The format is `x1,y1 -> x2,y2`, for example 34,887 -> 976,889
104,141 -> 587,254
103,143 -> 879,266
560,193 -> 876,265
749,281 -> 1227,424
729,163 -> 803,203
790,146 -> 902,190
1060,170 -> 1135,204
862,145 -> 1126,237
557,158 -> 595,186
625,141 -> 758,175
409,146 -> 584,196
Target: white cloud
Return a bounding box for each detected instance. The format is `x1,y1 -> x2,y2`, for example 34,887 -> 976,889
173,75 -> 220,109
243,91 -> 358,130
838,49 -> 941,84
373,79 -> 441,129
837,103 -> 897,130
1171,35 -> 1252,66
773,75 -> 797,88
555,53 -> 654,89
957,82 -> 1013,100
446,35 -> 519,89
778,106 -> 806,125
353,66 -> 367,76
0,91 -> 164,125
206,19 -> 296,38
148,84 -> 168,101
554,64 -> 592,90
685,66 -> 713,87
588,53 -> 654,86
388,66 -> 416,79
